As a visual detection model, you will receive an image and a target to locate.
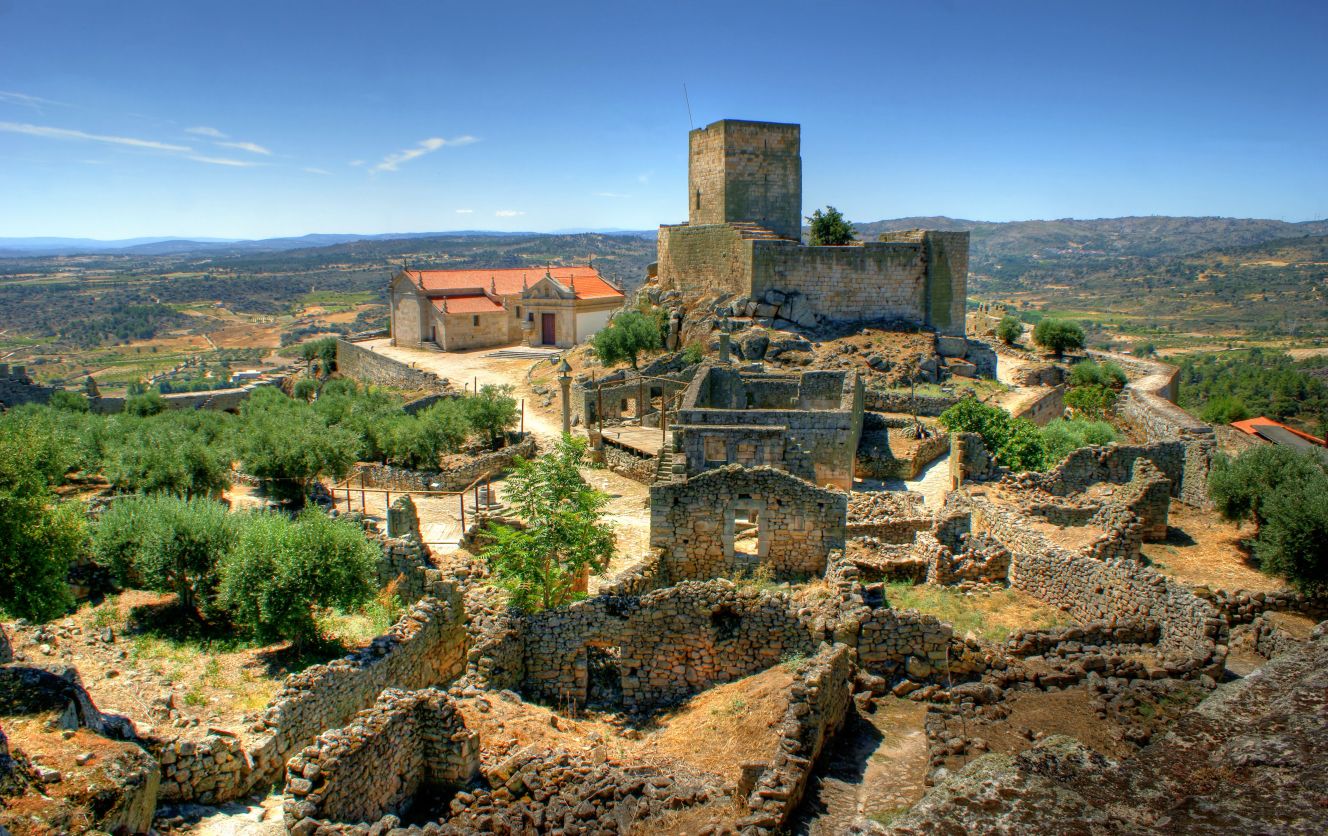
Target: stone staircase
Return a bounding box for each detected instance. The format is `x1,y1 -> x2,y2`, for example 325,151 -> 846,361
729,222 -> 787,241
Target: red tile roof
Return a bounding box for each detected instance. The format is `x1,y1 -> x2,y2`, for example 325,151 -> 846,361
432,295 -> 504,315
1231,416 -> 1326,446
407,265 -> 623,301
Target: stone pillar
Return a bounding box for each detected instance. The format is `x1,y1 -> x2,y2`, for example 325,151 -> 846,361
559,375 -> 572,435
718,331 -> 731,364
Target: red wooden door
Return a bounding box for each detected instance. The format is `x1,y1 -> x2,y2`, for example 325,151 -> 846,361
541,313 -> 556,345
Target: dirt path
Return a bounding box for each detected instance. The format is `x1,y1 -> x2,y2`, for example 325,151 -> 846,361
792,698 -> 930,833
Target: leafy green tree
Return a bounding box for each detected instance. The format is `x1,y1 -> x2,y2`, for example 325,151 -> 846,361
218,509 -> 376,646
480,437 -> 615,611
92,495 -> 236,620
463,384 -> 518,449
1032,318 -> 1085,358
103,412 -> 232,498
312,382 -> 402,462
49,390 -> 90,412
291,378 -> 318,402
235,388 -> 358,503
996,316 -> 1022,345
591,311 -> 662,369
1131,342 -> 1157,358
125,390 -> 166,416
806,206 -> 856,246
1254,484 -> 1328,595
1068,359 -> 1126,389
938,398 -> 1048,472
1209,445 -> 1328,528
299,337 -> 340,376
1200,395 -> 1251,425
0,415 -> 85,621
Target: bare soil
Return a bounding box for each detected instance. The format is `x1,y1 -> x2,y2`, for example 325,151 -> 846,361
1141,503 -> 1285,593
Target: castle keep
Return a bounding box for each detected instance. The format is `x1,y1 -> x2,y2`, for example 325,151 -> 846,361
656,119 -> 969,336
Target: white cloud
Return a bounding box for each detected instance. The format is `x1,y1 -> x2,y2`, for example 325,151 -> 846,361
186,126 -> 227,138
495,210 -> 524,217
637,170 -> 653,184
0,91 -> 68,109
188,155 -> 262,168
455,208 -> 474,214
0,120 -> 191,152
594,191 -> 629,198
348,159 -> 364,167
216,140 -> 271,155
303,167 -> 331,175
371,135 -> 478,172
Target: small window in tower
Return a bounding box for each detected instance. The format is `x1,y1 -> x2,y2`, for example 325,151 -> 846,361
516,306 -> 521,317
695,189 -> 701,210
528,312 -> 534,322
472,315 -> 479,327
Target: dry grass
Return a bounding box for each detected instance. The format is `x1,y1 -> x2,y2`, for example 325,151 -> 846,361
1141,503 -> 1286,593
885,582 -> 1073,643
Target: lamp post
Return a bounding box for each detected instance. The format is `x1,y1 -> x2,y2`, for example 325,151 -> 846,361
557,358 -> 573,436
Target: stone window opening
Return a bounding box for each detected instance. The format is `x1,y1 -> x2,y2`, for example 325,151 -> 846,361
725,499 -> 767,561
472,315 -> 479,327
704,435 -> 727,467
710,605 -> 742,642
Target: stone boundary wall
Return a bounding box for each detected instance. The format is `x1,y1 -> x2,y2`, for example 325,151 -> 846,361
519,580 -> 820,711
355,436 -> 538,493
1213,423 -> 1266,456
740,643 -> 853,832
1205,588 -> 1328,625
158,593 -> 467,803
864,387 -> 959,417
282,688 -> 478,831
1011,384 -> 1065,426
336,339 -> 450,391
594,551 -> 664,597
973,499 -> 1221,673
601,441 -> 656,484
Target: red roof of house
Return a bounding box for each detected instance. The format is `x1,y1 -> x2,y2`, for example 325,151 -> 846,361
1231,416 -> 1326,446
432,295 -> 505,315
406,265 -> 623,301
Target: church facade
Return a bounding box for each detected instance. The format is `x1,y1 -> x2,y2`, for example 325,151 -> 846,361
389,265 -> 626,351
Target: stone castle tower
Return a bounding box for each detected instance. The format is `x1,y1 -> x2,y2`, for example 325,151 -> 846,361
656,118 -> 969,338
688,120 -> 802,241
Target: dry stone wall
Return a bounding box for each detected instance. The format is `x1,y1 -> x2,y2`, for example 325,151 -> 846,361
649,465 -> 847,582
355,435 -> 537,493
282,688 -> 478,831
158,593 -> 468,803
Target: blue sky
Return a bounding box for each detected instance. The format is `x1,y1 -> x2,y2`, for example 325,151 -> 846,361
1,0 -> 1325,239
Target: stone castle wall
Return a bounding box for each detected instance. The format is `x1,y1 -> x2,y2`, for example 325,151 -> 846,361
282,688 -> 478,831
748,239 -> 926,325
336,339 -> 450,391
0,363 -> 54,409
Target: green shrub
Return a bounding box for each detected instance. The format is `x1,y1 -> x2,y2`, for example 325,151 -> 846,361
1068,359 -> 1127,389
49,390 -> 90,412
125,390 -> 166,416
218,510 -> 376,646
995,316 -> 1022,345
1254,484 -> 1328,595
1064,384 -> 1118,419
591,311 -> 662,369
938,398 -> 1047,472
235,388 -> 358,502
1032,318 -> 1085,357
1040,418 -> 1117,465
291,378 -> 317,402
682,343 -> 704,364
103,412 -> 232,498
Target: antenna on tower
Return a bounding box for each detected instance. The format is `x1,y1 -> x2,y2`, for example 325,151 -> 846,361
683,82 -> 694,130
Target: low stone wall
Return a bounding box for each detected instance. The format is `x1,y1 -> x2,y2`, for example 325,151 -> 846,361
740,643 -> 853,832
282,688 -> 478,831
864,387 -> 959,417
1205,588 -> 1328,625
973,500 -> 1221,673
158,593 -> 468,803
601,441 -> 656,484
336,339 -> 449,391
1011,384 -> 1065,426
355,436 -> 538,493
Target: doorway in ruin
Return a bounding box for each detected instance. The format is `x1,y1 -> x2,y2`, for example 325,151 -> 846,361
725,497 -> 767,565
584,643 -> 624,710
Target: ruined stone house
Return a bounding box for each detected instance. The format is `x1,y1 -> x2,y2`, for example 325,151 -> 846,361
389,265 -> 625,350
655,118 -> 969,336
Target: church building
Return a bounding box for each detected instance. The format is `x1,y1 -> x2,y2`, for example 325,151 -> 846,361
389,265 -> 625,351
